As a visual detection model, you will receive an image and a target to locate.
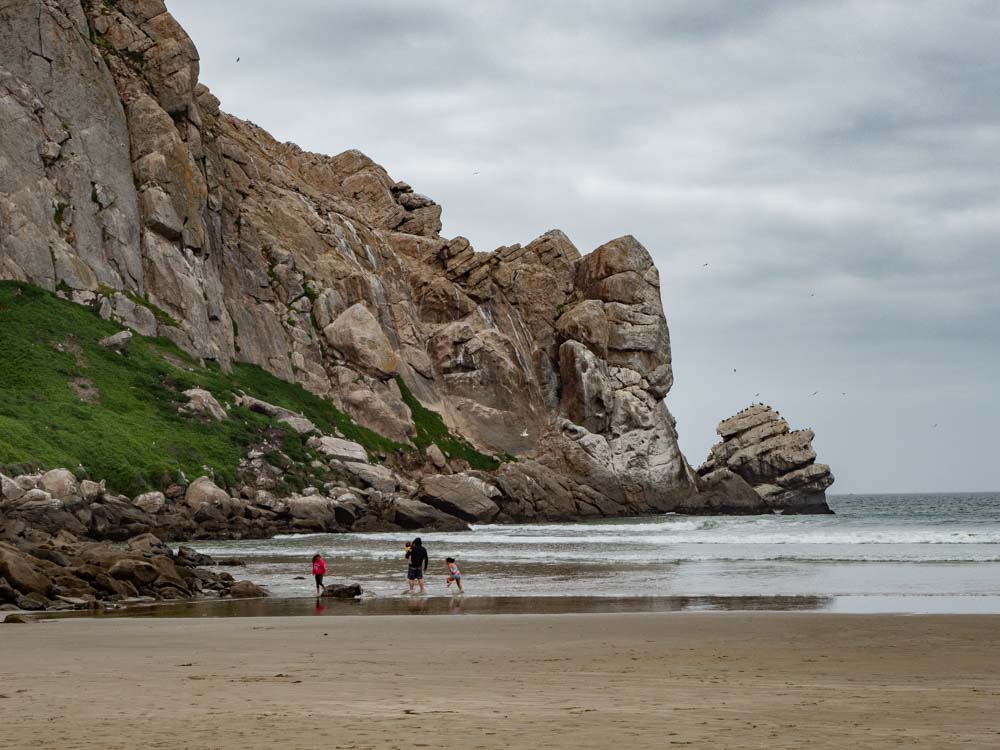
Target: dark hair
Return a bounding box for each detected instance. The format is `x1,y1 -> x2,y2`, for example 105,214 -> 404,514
312,553 -> 321,562
446,557 -> 455,563
412,537 -> 422,546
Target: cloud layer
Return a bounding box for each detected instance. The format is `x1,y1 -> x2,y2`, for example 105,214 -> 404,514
168,0 -> 1000,492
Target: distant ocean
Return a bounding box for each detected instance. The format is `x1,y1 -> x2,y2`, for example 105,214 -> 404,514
190,493 -> 1000,614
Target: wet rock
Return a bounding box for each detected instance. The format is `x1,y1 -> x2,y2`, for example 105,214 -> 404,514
322,583 -> 362,599
228,580 -> 268,598
0,545 -> 53,597
176,546 -> 215,567
418,474 -> 501,523
108,559 -> 159,586
4,614 -> 32,624
392,496 -> 467,530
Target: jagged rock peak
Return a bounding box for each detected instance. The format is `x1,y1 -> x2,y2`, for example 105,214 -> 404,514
699,404 -> 834,514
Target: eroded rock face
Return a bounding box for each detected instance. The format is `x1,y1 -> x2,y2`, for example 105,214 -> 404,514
698,405 -> 834,514
0,0 -> 759,520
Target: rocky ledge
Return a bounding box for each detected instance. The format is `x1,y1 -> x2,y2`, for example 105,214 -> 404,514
697,404 -> 834,514
0,519 -> 266,618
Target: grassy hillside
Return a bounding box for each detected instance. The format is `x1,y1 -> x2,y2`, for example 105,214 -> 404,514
0,281 -> 495,495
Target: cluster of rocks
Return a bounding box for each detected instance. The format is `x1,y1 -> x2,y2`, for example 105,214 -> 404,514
0,519 -> 266,619
697,405 -> 834,514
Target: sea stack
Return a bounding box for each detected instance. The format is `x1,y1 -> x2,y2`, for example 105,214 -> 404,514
698,404 -> 834,514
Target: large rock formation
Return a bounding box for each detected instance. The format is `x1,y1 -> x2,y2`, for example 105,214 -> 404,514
0,0 -> 802,520
698,405 -> 834,514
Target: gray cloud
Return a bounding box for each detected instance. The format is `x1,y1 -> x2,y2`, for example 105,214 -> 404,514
168,0 -> 1000,492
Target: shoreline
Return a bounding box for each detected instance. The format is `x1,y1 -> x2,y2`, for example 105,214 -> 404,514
20,590 -> 1000,621
3,612 -> 998,749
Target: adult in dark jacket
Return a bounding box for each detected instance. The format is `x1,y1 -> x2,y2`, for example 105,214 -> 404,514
405,537 -> 429,595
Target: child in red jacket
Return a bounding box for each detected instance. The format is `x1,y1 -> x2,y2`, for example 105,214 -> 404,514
312,553 -> 327,596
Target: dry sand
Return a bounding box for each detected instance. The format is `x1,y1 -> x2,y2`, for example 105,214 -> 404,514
1,612 -> 998,749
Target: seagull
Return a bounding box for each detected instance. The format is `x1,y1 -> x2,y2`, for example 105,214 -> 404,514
733,368 -> 737,373
931,423 -> 938,428
702,262 -> 709,267
754,393 -> 760,397
519,429 -> 529,438
811,390 -> 819,396
473,171 -> 480,175
236,57 -> 241,63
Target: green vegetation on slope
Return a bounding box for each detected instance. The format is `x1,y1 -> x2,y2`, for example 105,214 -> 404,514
395,376 -> 499,471
0,282 -> 496,496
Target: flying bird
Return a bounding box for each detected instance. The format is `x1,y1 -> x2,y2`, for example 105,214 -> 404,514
754,393 -> 760,397
811,390 -> 819,396
473,171 -> 480,175
236,57 -> 241,63
931,423 -> 938,428
702,262 -> 709,267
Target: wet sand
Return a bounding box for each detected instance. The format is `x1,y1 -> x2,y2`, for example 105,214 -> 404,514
2,613 -> 998,749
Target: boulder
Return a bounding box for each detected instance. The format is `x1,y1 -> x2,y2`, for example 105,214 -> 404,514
392,496 -> 467,530
309,436 -> 368,463
1,474 -> 26,503
0,578 -> 18,603
16,592 -> 49,611
108,559 -> 160,586
176,546 -> 215,567
321,583 -> 363,599
180,388 -> 227,421
184,477 -> 243,518
418,474 -> 501,523
279,415 -> 318,435
97,330 -> 132,353
40,469 -> 78,501
4,614 -> 32,624
229,580 -> 268,598
127,533 -> 173,557
323,303 -> 400,379
0,545 -> 54,596
79,479 -> 105,501
134,491 -> 166,514
341,461 -> 398,493
425,443 -> 447,470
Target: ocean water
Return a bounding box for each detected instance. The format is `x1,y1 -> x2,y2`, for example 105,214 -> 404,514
188,493 -> 1000,614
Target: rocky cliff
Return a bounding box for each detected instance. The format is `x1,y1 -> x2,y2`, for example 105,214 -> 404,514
698,405 -> 834,514
0,1 -> 819,521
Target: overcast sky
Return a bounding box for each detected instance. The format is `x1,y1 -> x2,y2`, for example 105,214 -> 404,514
168,0 -> 999,493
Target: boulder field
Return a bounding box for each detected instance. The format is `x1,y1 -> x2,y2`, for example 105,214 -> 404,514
0,0 -> 833,534
0,519 -> 265,617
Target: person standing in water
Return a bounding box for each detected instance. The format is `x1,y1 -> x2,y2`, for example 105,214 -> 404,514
405,537 -> 429,595
312,553 -> 327,596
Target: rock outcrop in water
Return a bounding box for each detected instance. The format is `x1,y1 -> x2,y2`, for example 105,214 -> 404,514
697,405 -> 834,514
0,1 -> 828,521
0,515 -> 260,615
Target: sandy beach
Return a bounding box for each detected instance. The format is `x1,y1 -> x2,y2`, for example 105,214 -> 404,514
2,612 -> 998,749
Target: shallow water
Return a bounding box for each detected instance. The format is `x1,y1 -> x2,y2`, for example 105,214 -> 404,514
167,492 -> 1000,614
